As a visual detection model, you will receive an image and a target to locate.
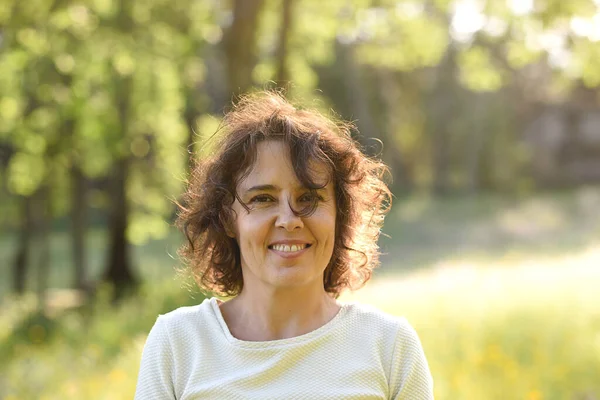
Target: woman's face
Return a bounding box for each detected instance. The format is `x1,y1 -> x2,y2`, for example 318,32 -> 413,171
231,140 -> 337,293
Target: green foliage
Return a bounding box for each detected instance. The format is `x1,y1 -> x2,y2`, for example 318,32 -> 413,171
536,0 -> 598,25
458,46 -> 505,92
574,39 -> 600,87
2,0 -> 600,277
506,39 -> 544,68
0,280 -> 205,400
7,152 -> 46,196
0,0 -> 219,244
357,12 -> 449,71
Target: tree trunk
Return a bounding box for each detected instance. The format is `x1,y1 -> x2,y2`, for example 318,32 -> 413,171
103,157 -> 137,295
376,68 -> 412,192
431,129 -> 448,195
35,186 -> 50,313
465,93 -> 491,194
336,40 -> 379,154
71,165 -> 87,289
223,0 -> 264,95
13,195 -> 33,294
275,0 -> 293,88
102,0 -> 138,297
183,85 -> 202,170
427,47 -> 458,196
204,45 -> 230,113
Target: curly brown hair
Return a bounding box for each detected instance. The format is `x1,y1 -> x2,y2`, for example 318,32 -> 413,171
176,91 -> 392,298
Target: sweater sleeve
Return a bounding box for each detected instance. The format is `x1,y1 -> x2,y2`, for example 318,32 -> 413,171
134,315 -> 177,400
389,318 -> 434,400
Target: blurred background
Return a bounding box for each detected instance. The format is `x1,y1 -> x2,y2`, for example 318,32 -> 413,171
1,0 -> 600,398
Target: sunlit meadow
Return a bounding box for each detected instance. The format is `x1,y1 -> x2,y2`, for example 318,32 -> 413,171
346,247 -> 600,399
2,190 -> 600,399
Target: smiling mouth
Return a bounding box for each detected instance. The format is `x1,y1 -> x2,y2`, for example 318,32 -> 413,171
268,244 -> 311,252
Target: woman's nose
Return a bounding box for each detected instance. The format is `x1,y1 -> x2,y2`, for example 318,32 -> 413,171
275,199 -> 304,231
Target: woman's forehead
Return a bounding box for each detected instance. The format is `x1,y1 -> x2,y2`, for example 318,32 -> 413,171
237,141 -> 331,190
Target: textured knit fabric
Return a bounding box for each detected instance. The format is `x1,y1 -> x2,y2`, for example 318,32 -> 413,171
134,298 -> 433,400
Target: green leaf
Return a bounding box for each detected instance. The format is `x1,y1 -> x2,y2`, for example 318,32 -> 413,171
506,39 -> 543,68
127,213 -> 169,244
112,51 -> 136,76
7,152 -> 46,196
0,97 -> 23,122
458,46 -> 505,92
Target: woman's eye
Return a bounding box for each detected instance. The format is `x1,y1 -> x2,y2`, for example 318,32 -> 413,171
299,193 -> 324,203
249,194 -> 273,203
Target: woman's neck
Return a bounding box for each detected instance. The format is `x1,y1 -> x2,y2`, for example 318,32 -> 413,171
219,286 -> 341,341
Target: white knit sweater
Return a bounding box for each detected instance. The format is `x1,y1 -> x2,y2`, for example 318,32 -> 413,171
134,298 -> 433,399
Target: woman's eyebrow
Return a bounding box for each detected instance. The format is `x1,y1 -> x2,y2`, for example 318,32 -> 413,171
243,184 -> 328,194
244,184 -> 279,193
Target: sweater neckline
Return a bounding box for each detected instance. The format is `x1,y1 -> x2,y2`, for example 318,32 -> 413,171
207,297 -> 350,348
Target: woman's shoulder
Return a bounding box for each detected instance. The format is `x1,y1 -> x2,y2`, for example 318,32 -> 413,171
338,302 -> 428,377
153,297 -> 218,335
343,301 -> 412,331
345,303 -> 417,340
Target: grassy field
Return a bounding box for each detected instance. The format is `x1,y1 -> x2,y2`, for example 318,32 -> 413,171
346,248 -> 600,399
1,189 -> 600,399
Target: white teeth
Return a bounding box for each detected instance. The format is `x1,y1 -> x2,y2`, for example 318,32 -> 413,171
271,244 -> 307,252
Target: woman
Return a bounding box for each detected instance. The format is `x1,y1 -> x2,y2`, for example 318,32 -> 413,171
134,91 -> 434,399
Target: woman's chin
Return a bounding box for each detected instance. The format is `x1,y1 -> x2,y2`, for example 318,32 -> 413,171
265,265 -> 324,289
